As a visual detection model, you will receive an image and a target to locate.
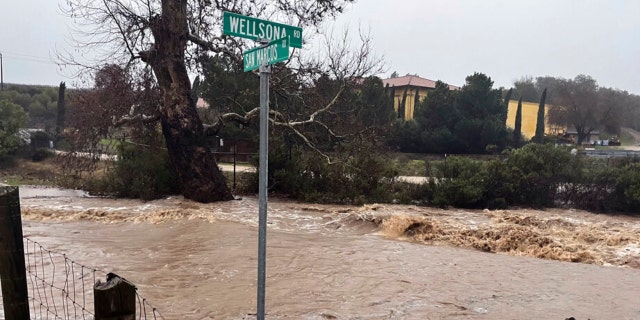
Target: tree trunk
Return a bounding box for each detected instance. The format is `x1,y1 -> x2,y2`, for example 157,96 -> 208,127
141,0 -> 233,203
576,128 -> 591,145
574,125 -> 588,145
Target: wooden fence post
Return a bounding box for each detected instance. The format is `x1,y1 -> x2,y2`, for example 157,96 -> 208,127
94,272 -> 136,320
0,185 -> 31,319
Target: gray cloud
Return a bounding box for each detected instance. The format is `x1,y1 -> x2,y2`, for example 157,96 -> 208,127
1,0 -> 638,94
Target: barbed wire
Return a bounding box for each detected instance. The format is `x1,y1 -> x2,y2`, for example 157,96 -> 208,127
22,237 -> 164,320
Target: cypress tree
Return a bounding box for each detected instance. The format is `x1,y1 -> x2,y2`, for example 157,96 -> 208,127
398,88 -> 408,120
389,86 -> 397,118
513,96 -> 523,147
534,88 -> 547,143
385,83 -> 393,113
413,89 -> 420,116
55,82 -> 66,148
502,88 -> 513,124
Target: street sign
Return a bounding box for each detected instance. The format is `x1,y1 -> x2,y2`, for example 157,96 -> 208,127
222,11 -> 304,320
223,11 -> 303,48
243,37 -> 289,72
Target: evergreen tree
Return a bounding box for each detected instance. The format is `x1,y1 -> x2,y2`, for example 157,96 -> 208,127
454,73 -> 508,153
534,88 -> 547,143
357,77 -> 396,129
398,88 -> 408,120
502,88 -> 513,124
55,82 -> 66,148
513,97 -> 523,147
388,86 -> 396,118
414,81 -> 458,130
384,83 -> 394,120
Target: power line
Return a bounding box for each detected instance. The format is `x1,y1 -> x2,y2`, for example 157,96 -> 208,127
1,51 -> 56,65
2,50 -> 52,61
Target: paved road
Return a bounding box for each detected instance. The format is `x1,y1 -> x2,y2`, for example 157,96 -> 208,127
217,163 -> 428,184
218,163 -> 255,173
621,127 -> 640,151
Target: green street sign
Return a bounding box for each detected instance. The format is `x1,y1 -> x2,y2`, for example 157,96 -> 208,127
223,11 -> 303,48
243,37 -> 290,72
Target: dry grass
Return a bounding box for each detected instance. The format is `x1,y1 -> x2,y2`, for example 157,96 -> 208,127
0,156 -> 61,185
1,153 -> 111,188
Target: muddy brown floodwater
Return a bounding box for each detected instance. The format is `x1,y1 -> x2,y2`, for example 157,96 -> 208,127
15,186 -> 640,319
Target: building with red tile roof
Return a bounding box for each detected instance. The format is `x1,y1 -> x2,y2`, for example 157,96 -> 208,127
382,75 -> 459,120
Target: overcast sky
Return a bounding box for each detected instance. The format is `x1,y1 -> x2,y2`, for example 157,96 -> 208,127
1,0 -> 639,94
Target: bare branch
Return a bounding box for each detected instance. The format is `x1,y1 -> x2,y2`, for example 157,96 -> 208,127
283,123 -> 336,164
314,25 -> 386,79
197,21 -> 385,164
102,0 -> 138,61
112,113 -> 161,127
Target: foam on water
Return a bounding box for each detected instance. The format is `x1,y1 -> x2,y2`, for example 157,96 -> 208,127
16,197 -> 640,320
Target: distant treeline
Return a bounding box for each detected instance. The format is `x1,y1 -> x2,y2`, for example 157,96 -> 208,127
0,83 -> 60,129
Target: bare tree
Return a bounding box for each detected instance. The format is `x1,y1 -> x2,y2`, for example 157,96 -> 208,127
60,0 -> 386,202
546,75 -> 628,144
265,27 -> 385,162
547,75 -> 599,144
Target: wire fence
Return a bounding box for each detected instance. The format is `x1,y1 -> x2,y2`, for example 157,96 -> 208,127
9,237 -> 166,320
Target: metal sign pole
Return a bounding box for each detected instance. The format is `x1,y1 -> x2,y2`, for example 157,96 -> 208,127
223,13 -> 299,319
257,62 -> 270,320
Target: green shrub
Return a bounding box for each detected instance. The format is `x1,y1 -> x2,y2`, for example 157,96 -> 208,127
501,144 -> 579,207
249,142 -> 399,204
553,160 -> 614,211
96,143 -> 180,200
244,141 -> 640,213
30,130 -> 52,142
433,156 -> 488,208
418,144 -> 582,209
612,163 -> 640,213
31,148 -> 53,162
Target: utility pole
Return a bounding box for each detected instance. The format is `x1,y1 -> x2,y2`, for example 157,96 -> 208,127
1,52 -> 4,90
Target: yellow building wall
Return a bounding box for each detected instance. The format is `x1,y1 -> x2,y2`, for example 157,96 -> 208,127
506,100 -> 561,139
392,87 -> 430,120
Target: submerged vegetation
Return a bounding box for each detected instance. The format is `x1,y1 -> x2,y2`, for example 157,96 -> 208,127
426,144 -> 640,213
4,139 -> 640,216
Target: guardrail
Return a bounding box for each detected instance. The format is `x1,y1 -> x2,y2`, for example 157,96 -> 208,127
580,149 -> 640,159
